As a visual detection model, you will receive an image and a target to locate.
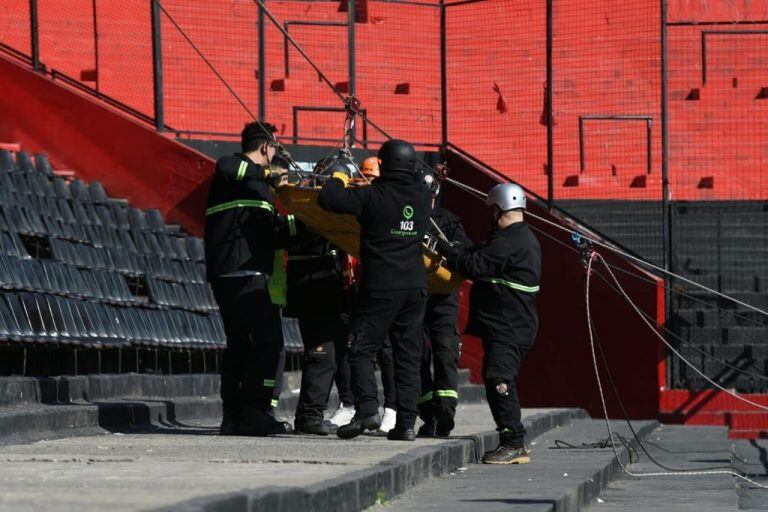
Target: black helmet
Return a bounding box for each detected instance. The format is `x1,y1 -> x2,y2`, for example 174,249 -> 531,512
378,139 -> 417,173
320,160 -> 355,178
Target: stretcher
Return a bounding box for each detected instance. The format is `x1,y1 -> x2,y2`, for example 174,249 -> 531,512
276,184 -> 465,294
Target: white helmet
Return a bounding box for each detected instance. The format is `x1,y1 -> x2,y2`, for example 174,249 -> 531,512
486,183 -> 526,211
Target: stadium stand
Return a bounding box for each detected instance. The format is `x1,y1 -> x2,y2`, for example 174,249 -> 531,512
0,145 -> 304,376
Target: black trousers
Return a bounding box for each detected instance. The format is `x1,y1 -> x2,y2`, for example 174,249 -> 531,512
348,289 -> 427,429
419,321 -> 460,421
295,315 -> 345,422
483,338 -> 530,443
334,337 -> 355,406
212,275 -> 284,416
377,337 -> 397,410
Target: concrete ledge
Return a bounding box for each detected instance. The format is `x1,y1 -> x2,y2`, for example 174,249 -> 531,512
151,408 -> 590,512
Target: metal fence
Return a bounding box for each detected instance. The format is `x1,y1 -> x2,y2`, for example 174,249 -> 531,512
2,0 -> 768,388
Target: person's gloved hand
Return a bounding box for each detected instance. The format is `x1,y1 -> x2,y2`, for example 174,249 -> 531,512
436,238 -> 461,259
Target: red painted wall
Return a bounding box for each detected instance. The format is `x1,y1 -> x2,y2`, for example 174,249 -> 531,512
1,0 -> 766,200
0,53 -> 213,237
447,148 -> 665,419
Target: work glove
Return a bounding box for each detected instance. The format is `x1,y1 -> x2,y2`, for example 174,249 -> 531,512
436,238 -> 461,259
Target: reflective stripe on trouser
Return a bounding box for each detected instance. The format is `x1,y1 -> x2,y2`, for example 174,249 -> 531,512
477,277 -> 539,294
212,276 -> 285,413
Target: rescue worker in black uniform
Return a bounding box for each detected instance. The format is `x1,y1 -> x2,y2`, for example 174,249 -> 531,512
418,180 -> 471,438
438,183 -> 541,463
285,162 -> 353,436
318,139 -> 432,441
204,121 -> 296,437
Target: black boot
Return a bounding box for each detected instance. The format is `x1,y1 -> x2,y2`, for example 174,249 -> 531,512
387,425 -> 416,441
336,413 -> 381,439
239,407 -> 293,436
295,418 -> 338,436
435,412 -> 455,437
417,417 -> 437,438
219,410 -> 240,436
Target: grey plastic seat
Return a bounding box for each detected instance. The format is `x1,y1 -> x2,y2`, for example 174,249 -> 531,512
129,208 -> 149,231
187,237 -> 205,262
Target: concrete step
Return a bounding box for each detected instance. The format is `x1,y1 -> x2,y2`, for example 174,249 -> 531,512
582,425 -> 739,511
368,418 -> 658,512
0,405 -> 588,512
0,370 -> 479,445
731,438 -> 768,510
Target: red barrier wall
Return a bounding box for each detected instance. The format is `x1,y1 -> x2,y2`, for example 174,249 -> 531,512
447,148 -> 665,419
0,53 -> 213,237
1,0 -> 766,200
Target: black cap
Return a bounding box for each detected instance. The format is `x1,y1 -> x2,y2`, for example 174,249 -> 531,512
378,139 -> 416,173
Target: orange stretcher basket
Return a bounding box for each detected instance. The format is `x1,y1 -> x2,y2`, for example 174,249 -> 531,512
276,184 -> 464,294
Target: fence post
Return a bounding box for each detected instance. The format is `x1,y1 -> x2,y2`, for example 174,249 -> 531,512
660,0 -> 671,388
150,0 -> 165,132
440,0 -> 447,152
258,1 -> 266,122
546,0 -> 554,208
348,0 -> 356,143
29,0 -> 40,71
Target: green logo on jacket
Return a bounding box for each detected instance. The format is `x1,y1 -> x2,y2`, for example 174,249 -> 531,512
402,205 -> 414,220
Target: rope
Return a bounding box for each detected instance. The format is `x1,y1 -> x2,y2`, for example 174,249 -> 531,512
153,0 -> 304,173
586,252 -> 768,489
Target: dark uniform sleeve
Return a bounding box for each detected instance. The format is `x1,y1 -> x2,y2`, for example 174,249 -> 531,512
317,175 -> 369,216
217,156 -> 270,183
274,213 -> 299,249
449,217 -> 473,248
445,234 -> 509,280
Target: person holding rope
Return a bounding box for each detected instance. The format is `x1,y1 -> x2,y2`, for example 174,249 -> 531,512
204,121 -> 296,437
318,139 -> 431,441
418,174 -> 471,438
438,182 -> 541,463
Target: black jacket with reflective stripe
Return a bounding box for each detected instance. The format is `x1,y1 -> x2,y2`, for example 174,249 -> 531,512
317,170 -> 432,293
285,220 -> 346,318
204,153 -> 293,282
426,206 -> 472,324
446,222 -> 541,345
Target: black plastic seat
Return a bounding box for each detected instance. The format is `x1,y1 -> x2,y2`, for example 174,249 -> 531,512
187,237 -> 205,262
0,150 -> 14,172
53,179 -> 72,199
129,208 -> 149,231
146,209 -> 166,233
111,204 -> 130,230
70,179 -> 92,203
34,153 -> 54,176
15,151 -> 35,173
89,181 -> 109,204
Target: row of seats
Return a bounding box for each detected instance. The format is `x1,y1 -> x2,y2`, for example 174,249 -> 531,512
50,238 -> 205,283
0,150 -> 51,176
146,277 -> 217,312
0,148 -> 230,351
0,291 -> 225,348
1,192 -> 173,238
0,254 -> 134,303
0,203 -> 204,262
